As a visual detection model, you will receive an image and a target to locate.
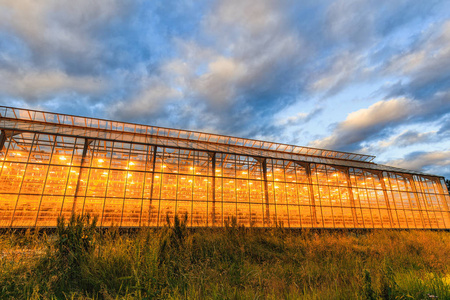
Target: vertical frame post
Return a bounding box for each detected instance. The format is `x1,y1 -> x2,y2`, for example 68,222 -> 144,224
262,158 -> 270,226
72,139 -> 92,214
147,145 -> 157,227
404,174 -> 426,228
208,152 -> 216,225
0,130 -> 6,151
338,167 -> 358,228
433,177 -> 450,224
296,162 -> 317,225
375,171 -> 395,227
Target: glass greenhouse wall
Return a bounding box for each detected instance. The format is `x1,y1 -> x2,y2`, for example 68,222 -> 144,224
1,106 -> 449,229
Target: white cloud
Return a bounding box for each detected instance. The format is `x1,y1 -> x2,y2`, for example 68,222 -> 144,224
276,107 -> 323,126
377,130 -> 437,149
387,151 -> 450,176
0,0 -> 126,70
108,78 -> 182,120
326,0 -> 375,47
0,69 -> 105,99
310,97 -> 417,150
386,20 -> 450,82
310,52 -> 371,94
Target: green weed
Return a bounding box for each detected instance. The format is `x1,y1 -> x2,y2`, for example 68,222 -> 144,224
1,216 -> 450,299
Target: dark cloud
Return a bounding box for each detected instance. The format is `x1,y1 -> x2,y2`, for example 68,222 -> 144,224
107,0 -> 312,139
310,92 -> 450,153
311,14 -> 450,154
387,151 -> 450,178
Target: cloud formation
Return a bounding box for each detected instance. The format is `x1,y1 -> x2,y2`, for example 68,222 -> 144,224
387,151 -> 450,178
310,97 -> 418,151
0,69 -> 105,100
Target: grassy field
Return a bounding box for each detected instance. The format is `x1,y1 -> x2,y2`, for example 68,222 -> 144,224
1,215 -> 450,299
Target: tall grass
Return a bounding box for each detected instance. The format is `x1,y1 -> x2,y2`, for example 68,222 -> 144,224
0,215 -> 449,299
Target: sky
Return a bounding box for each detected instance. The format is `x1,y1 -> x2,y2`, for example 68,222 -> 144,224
1,0 -> 450,178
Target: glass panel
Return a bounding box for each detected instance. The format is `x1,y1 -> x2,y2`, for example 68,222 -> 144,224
0,162 -> 26,193
20,164 -> 48,195
36,196 -> 62,227
11,195 -> 40,227
250,203 -> 264,227
122,200 -> 141,227
0,194 -> 18,227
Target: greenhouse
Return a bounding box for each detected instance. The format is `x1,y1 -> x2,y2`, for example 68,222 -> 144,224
0,106 -> 449,229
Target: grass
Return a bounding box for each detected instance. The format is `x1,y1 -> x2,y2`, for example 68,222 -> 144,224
1,216 -> 450,299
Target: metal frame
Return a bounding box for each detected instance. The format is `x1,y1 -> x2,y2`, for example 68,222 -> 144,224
0,107 -> 449,229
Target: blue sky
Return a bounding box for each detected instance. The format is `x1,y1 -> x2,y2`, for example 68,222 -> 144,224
1,0 -> 450,178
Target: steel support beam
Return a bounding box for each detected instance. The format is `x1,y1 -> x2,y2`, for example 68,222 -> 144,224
404,174 -> 426,228
72,139 -> 93,214
296,162 -> 318,225
0,130 -> 6,151
433,177 -> 450,222
335,166 -> 358,228
254,157 -> 270,225
208,152 -> 216,225
375,171 -> 395,227
148,146 -> 158,226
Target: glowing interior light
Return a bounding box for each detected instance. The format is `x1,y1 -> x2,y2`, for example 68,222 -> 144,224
59,156 -> 67,161
162,165 -> 167,168
181,177 -> 186,180
215,169 -> 221,172
155,175 -> 160,178
98,159 -> 104,163
188,180 -> 192,183
242,171 -> 247,174
16,153 -> 22,156
129,161 -> 135,166
190,167 -> 194,170
128,174 -> 132,178
103,172 -> 108,175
